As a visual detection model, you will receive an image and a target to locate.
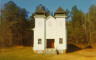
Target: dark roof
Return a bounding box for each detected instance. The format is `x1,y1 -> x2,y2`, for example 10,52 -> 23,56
35,5 -> 46,14
55,6 -> 66,14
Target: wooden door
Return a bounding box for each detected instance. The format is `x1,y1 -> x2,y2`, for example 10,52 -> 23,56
47,39 -> 54,48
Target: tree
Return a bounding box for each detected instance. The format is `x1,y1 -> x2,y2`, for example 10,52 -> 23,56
87,4 -> 96,44
66,9 -> 71,21
67,5 -> 86,44
0,1 -> 30,47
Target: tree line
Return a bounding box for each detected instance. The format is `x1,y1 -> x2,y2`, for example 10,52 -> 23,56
0,1 -> 96,48
0,1 -> 34,47
66,5 -> 96,47
0,1 -> 50,48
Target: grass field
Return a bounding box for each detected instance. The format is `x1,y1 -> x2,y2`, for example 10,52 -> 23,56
0,46 -> 96,60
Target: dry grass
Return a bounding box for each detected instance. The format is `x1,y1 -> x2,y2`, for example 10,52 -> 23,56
0,46 -> 96,60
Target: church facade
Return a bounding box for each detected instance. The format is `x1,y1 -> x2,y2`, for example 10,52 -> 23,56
33,6 -> 67,54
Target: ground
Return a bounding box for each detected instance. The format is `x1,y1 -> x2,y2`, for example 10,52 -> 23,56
0,46 -> 96,60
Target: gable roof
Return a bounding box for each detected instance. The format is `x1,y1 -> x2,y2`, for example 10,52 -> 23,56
55,6 -> 66,14
45,15 -> 55,20
35,5 -> 46,14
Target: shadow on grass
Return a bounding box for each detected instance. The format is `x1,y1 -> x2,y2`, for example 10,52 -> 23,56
85,45 -> 92,49
66,44 -> 82,53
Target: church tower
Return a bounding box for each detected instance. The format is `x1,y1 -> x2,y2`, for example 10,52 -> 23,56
33,5 -> 46,54
54,6 -> 67,53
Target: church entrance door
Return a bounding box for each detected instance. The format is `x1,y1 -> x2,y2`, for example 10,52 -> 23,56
47,39 -> 54,48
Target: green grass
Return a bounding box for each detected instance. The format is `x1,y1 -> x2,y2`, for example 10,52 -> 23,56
0,47 -> 96,60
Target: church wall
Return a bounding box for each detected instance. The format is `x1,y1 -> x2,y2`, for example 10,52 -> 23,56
55,18 -> 67,50
46,17 -> 56,39
33,16 -> 67,54
45,16 -> 67,51
33,18 -> 45,51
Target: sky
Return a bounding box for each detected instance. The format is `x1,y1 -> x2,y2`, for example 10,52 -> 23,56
0,0 -> 96,16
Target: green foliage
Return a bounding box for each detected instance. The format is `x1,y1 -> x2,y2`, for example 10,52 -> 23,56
30,13 -> 35,28
67,5 -> 96,45
0,1 -> 32,47
67,5 -> 87,44
88,4 -> 96,44
66,9 -> 71,20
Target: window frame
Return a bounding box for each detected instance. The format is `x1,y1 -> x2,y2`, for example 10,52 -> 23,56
59,38 -> 63,44
38,39 -> 42,44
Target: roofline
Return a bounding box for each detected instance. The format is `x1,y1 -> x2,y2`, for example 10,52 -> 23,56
45,15 -> 55,20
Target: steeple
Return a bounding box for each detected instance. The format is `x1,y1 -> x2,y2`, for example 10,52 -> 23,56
34,5 -> 46,18
54,6 -> 66,16
35,5 -> 46,15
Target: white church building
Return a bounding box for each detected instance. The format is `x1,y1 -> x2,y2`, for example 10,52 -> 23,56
33,6 -> 67,54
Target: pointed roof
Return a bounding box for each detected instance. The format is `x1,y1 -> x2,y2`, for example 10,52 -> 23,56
55,6 -> 66,14
35,5 -> 46,14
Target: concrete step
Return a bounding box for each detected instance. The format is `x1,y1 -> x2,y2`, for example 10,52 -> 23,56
45,48 -> 57,55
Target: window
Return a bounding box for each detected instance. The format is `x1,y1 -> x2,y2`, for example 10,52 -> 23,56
59,38 -> 63,44
38,39 -> 42,44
